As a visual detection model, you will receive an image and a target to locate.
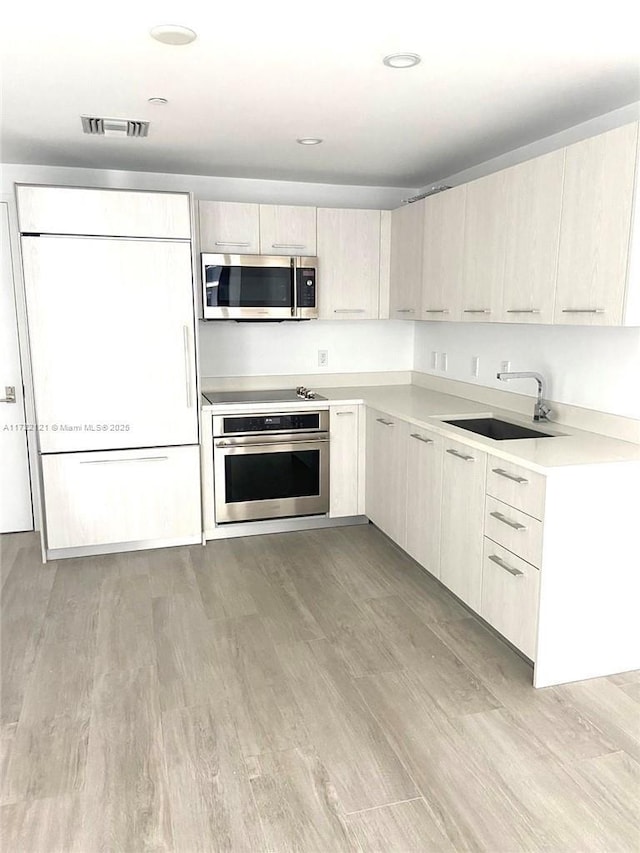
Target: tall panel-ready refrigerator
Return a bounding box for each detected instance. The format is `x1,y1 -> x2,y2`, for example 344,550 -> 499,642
16,185 -> 202,560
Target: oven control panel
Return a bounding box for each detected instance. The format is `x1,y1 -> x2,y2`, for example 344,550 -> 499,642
221,412 -> 322,434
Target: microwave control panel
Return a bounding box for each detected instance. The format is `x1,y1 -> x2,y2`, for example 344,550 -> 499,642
296,268 -> 316,308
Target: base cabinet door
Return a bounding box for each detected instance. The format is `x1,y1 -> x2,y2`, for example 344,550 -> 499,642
440,438 -> 487,610
405,428 -> 443,577
42,446 -> 201,550
365,409 -> 408,546
481,540 -> 540,659
329,405 -> 363,517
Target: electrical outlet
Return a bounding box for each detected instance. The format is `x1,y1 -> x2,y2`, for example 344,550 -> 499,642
500,360 -> 511,373
431,351 -> 438,370
472,356 -> 480,377
318,349 -> 329,368
440,352 -> 448,372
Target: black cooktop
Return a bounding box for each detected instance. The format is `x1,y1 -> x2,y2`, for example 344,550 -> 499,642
202,388 -> 327,405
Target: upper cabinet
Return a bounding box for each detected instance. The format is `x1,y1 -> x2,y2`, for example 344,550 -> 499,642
389,199 -> 424,320
16,186 -> 191,239
198,200 -> 260,254
461,170 -> 508,321
317,208 -> 381,319
554,123 -> 639,326
500,149 -> 565,324
259,204 -> 317,255
421,185 -> 466,322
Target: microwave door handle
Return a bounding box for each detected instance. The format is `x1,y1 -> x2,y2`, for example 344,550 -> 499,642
292,257 -> 298,318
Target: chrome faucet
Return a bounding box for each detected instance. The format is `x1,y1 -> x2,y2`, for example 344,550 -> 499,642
496,371 -> 552,422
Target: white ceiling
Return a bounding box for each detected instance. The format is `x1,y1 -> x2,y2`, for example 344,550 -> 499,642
1,1 -> 639,188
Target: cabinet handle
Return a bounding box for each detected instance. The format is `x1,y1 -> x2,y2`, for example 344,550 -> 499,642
463,309 -> 491,314
446,448 -> 474,461
376,418 -> 394,427
488,554 -> 524,577
335,411 -> 354,416
561,309 -> 605,314
490,510 -> 527,531
424,309 -> 450,314
334,309 -> 366,314
506,309 -> 540,314
0,386 -> 16,404
492,467 -> 529,484
410,433 -> 434,444
214,241 -> 251,247
272,243 -> 306,250
80,456 -> 169,465
183,325 -> 193,408
395,308 -> 415,314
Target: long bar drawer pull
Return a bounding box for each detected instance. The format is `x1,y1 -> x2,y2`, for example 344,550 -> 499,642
424,309 -> 449,314
446,448 -> 474,461
214,241 -> 251,247
376,418 -> 394,426
272,243 -> 306,250
334,309 -> 366,314
561,308 -> 605,314
335,411 -> 354,416
463,309 -> 491,314
395,308 -> 415,313
492,467 -> 529,484
506,309 -> 540,314
410,433 -> 434,444
183,325 -> 192,408
490,511 -> 527,531
489,554 -> 524,576
80,456 -> 168,465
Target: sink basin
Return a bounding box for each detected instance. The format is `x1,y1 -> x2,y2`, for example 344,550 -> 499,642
444,417 -> 555,440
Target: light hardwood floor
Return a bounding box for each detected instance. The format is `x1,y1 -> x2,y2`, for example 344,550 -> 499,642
1,525 -> 638,852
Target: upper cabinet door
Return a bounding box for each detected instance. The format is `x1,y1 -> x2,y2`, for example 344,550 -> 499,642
198,201 -> 260,254
259,204 -> 317,255
317,208 -> 381,319
21,237 -> 198,452
421,186 -> 466,322
555,123 -> 638,326
501,150 -> 565,324
389,199 -> 424,320
460,170 -> 508,322
16,186 -> 191,239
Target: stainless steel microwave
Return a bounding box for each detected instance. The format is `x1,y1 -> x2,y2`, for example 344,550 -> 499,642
201,253 -> 318,320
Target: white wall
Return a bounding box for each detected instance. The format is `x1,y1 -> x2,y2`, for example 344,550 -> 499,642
414,322 -> 640,419
199,320 -> 415,378
0,163 -> 414,209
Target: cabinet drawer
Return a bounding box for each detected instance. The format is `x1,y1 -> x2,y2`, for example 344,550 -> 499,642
484,495 -> 543,567
486,455 -> 545,519
481,539 -> 540,660
42,446 -> 201,550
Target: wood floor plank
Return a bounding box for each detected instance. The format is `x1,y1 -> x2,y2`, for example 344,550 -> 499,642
0,541 -> 56,725
277,638 -> 418,813
94,573 -> 155,678
345,798 -> 455,852
191,539 -> 258,621
143,545 -> 202,599
246,747 -> 353,853
83,665 -> 173,852
38,560 -> 106,647
162,701 -> 264,853
1,795 -> 86,853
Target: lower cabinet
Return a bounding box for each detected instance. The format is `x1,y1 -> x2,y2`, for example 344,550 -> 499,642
405,427 -> 443,578
41,445 -> 201,550
481,539 -> 540,660
365,409 -> 408,545
438,438 -> 487,611
329,404 -> 364,517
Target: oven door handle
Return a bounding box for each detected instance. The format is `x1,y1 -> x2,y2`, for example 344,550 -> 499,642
215,438 -> 330,448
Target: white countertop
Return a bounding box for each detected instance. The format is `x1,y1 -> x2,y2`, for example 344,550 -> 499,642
202,384 -> 640,473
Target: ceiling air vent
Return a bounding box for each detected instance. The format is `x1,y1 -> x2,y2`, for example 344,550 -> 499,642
81,116 -> 150,138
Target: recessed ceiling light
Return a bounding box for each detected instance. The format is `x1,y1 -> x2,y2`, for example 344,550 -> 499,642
150,25 -> 197,45
383,53 -> 421,69
296,138 -> 323,145
148,97 -> 168,105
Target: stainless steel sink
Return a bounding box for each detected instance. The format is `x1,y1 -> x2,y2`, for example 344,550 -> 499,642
444,417 -> 555,440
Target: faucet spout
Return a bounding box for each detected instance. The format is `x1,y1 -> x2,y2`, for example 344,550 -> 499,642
496,371 -> 552,422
